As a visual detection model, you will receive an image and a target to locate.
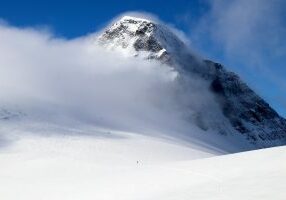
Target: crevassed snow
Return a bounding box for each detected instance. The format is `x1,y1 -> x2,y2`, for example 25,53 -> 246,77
0,124 -> 285,200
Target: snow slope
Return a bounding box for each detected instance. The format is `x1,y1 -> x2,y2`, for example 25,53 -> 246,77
0,127 -> 285,200
0,15 -> 285,200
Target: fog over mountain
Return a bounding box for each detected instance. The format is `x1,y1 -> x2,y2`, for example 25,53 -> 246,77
0,13 -> 286,200
1,15 -> 285,153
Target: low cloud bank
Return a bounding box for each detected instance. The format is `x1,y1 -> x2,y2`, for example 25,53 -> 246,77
0,19 -> 221,140
186,0 -> 286,116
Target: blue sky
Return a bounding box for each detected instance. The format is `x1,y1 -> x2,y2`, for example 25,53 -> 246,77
0,0 -> 285,117
0,0 -> 205,38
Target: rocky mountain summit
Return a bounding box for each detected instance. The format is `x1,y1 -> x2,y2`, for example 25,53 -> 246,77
98,16 -> 286,150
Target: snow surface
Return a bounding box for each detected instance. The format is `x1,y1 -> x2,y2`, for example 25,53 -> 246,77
0,125 -> 285,200
0,15 -> 285,200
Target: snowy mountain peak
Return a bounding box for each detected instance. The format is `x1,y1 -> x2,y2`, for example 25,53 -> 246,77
97,16 -> 286,150
111,16 -> 154,35
98,16 -> 188,63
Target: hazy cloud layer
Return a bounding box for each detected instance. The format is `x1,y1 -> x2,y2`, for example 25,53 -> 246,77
191,0 -> 286,65
0,21 -> 221,140
187,0 -> 286,116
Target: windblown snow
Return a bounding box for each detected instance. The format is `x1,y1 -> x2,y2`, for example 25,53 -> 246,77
0,14 -> 285,200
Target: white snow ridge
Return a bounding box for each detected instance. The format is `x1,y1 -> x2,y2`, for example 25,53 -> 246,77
0,15 -> 285,200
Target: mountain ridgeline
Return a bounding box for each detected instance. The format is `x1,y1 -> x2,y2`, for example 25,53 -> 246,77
98,16 -> 286,150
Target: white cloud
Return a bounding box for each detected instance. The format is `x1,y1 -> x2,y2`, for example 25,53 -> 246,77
187,0 -> 286,115
0,21 -> 221,139
190,0 -> 286,66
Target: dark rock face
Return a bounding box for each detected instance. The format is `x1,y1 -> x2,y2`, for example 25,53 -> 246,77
98,16 -> 286,149
206,60 -> 286,146
133,36 -> 163,52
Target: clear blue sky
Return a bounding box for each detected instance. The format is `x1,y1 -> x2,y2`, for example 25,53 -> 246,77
0,0 -> 205,38
0,0 -> 285,117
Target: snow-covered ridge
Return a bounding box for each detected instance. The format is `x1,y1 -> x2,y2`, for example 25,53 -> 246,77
98,16 -> 286,150
120,16 -> 152,23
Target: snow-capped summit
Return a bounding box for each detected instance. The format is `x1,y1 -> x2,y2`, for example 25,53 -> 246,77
98,16 -> 191,65
98,16 -> 286,150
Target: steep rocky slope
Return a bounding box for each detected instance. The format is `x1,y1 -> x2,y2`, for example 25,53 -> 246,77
98,16 -> 286,149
